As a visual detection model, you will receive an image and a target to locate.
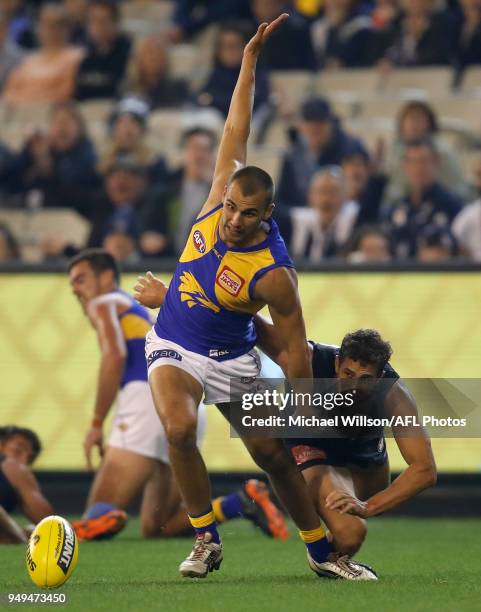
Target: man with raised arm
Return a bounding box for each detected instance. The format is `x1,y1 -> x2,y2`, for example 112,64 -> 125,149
142,15 -> 377,581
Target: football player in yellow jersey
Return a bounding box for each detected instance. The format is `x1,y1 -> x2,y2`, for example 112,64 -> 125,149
141,15 -> 376,580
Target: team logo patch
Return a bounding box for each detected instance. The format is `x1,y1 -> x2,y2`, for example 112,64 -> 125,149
147,349 -> 182,367
291,445 -> 327,466
216,266 -> 245,297
193,230 -> 206,253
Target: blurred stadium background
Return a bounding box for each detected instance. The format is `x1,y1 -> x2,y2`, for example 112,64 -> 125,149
1,0 -> 481,517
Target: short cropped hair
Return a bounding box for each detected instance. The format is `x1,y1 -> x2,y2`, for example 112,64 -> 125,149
0,426 -> 42,464
68,248 -> 120,284
228,165 -> 274,208
339,329 -> 393,374
89,0 -> 120,21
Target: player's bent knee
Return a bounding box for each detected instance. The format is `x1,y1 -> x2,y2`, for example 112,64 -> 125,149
249,442 -> 293,474
164,419 -> 197,448
331,517 -> 367,556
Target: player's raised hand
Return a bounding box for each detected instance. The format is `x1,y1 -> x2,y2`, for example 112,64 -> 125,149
244,13 -> 289,58
133,271 -> 167,309
83,426 -> 104,471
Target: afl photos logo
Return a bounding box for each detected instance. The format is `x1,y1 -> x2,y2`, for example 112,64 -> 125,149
193,230 -> 206,253
216,266 -> 245,297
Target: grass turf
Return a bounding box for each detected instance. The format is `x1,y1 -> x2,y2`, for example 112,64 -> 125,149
1,518 -> 480,612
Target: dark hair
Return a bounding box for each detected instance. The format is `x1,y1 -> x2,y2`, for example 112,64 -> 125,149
416,225 -> 458,256
88,0 -> 120,21
345,224 -> 394,257
398,100 -> 439,135
180,126 -> 217,150
0,426 -> 42,464
339,329 -> 393,374
67,248 -> 120,283
228,165 -> 274,208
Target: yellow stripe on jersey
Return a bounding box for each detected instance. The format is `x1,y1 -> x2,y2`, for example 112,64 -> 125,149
120,314 -> 151,340
179,271 -> 220,313
189,510 -> 216,529
179,207 -> 221,263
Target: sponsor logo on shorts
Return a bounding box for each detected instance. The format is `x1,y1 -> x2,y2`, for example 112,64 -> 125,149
241,376 -> 257,384
209,348 -> 230,358
215,266 -> 245,296
147,349 -> 182,367
193,230 -> 206,253
291,445 -> 326,467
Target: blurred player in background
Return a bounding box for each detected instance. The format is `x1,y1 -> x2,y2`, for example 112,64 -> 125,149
0,426 -> 52,543
68,249 -> 286,541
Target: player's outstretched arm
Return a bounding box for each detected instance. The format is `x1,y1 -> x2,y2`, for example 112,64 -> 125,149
84,299 -> 127,470
254,267 -> 312,380
326,382 -> 437,517
0,505 -> 28,543
2,460 -> 54,524
199,13 -> 289,216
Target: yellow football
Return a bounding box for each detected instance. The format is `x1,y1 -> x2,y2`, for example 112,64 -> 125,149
26,515 -> 79,589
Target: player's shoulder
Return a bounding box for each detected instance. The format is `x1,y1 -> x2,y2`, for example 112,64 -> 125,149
309,342 -> 338,377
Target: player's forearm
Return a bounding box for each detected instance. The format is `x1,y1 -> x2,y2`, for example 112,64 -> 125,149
224,50 -> 258,140
0,506 -> 27,543
93,356 -> 125,424
366,460 -> 437,517
285,343 -> 313,380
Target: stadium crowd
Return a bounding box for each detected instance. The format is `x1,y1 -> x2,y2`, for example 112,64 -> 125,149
1,0 -> 481,263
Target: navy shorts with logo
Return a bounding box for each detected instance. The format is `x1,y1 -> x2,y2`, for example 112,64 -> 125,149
286,437 -> 388,470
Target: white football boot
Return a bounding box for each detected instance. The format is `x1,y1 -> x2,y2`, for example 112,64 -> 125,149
179,532 -> 223,578
308,552 -> 378,581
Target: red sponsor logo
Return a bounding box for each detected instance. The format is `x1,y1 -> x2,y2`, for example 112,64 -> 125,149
291,445 -> 326,466
216,266 -> 245,296
193,230 -> 206,253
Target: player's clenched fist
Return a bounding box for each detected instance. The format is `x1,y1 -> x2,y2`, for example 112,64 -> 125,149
133,271 -> 167,309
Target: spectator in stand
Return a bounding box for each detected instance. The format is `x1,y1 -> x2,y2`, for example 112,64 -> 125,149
2,4 -> 83,104
345,225 -> 393,262
383,139 -> 463,258
64,0 -> 88,46
385,100 -> 469,201
75,0 -> 131,101
341,150 -> 387,226
250,0 -> 317,70
0,0 -> 34,48
0,221 -> 20,261
0,140 -> 15,199
140,127 -> 216,256
277,96 -> 367,207
369,0 -> 402,61
98,96 -> 168,186
452,0 -> 481,80
196,21 -> 270,120
127,35 -> 189,110
103,230 -> 140,262
380,0 -> 452,67
452,196 -> 481,261
0,9 -> 23,92
283,166 -> 360,261
87,156 -> 165,253
311,0 -> 374,68
416,225 -> 459,261
168,0 -> 251,43
11,101 -> 98,212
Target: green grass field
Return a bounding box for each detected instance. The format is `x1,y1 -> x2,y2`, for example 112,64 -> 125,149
1,518 -> 480,612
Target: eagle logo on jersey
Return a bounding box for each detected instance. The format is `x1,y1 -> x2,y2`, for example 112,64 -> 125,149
216,266 -> 245,297
193,230 -> 207,253
178,271 -> 220,313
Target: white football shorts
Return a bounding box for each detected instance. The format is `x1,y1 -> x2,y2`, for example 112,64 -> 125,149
107,380 -> 206,463
145,328 -> 264,405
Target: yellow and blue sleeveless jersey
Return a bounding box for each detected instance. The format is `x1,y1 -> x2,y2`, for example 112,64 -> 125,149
116,290 -> 152,387
155,204 -> 294,361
